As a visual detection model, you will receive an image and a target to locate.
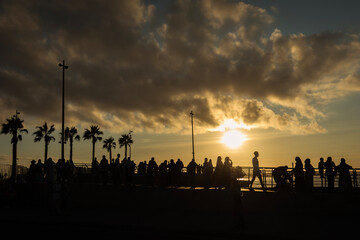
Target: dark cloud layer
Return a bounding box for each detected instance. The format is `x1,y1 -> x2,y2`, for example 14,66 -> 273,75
1,0 -> 359,134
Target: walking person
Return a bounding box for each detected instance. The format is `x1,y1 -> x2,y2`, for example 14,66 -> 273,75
249,151 -> 266,191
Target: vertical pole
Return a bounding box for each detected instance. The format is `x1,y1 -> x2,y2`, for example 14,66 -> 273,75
59,60 -> 68,161
190,111 -> 195,161
11,110 -> 20,185
129,130 -> 133,159
61,60 -> 65,161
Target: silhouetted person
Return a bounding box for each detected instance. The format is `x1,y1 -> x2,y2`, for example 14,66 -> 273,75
111,157 -> 121,186
203,158 -> 213,189
99,155 -> 109,185
324,157 -> 336,191
147,157 -> 158,186
159,160 -> 168,187
168,159 -> 176,186
64,159 -> 75,182
223,156 -> 233,188
249,151 -> 265,191
304,158 -> 315,190
336,158 -> 353,192
137,161 -> 147,185
36,159 -> 44,182
91,157 -> 99,181
318,157 -> 325,187
214,156 -> 223,188
175,158 -> 184,187
56,158 -> 65,183
187,159 -> 197,188
44,158 -> 56,185
124,157 -> 136,186
196,163 -> 202,176
28,160 -> 37,183
273,166 -> 292,191
292,156 -> 305,191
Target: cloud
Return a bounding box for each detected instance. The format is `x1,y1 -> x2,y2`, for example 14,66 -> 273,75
0,0 -> 359,135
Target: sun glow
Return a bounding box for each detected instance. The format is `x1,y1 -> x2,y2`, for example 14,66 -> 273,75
221,129 -> 247,149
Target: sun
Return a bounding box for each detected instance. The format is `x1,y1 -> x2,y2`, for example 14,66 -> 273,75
221,129 -> 247,149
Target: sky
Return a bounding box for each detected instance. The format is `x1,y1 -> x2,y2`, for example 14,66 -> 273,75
1,0 -> 360,168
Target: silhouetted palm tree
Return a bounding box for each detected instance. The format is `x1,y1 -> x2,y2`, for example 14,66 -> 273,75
118,132 -> 133,160
102,137 -> 116,161
33,122 -> 55,162
83,125 -> 103,162
65,126 -> 80,162
1,113 -> 28,184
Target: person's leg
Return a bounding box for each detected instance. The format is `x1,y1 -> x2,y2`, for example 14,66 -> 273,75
249,173 -> 256,188
257,172 -> 266,190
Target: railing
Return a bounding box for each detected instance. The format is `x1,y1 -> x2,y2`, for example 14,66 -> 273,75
2,163 -> 359,189
241,166 -> 359,189
0,164 -> 28,179
72,164 -> 359,189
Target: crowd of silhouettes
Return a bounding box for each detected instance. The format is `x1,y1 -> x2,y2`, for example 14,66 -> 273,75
22,152 -> 357,193
88,155 -> 244,189
273,156 -> 355,192
91,154 -> 136,186
27,158 -> 76,184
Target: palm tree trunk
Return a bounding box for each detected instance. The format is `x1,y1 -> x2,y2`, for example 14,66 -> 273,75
92,140 -> 95,162
109,148 -> 112,162
45,141 -> 48,163
124,144 -> 127,160
11,140 -> 17,185
70,139 -> 73,162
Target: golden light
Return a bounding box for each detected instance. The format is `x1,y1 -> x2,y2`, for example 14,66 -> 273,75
221,129 -> 247,149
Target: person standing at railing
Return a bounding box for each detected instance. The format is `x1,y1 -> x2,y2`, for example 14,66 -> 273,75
203,158 -> 213,189
318,158 -> 325,187
147,157 -> 158,186
304,158 -> 315,190
336,158 -> 352,192
249,151 -> 266,191
214,156 -> 224,189
187,159 -> 198,188
175,158 -> 184,187
292,156 -> 305,191
223,156 -> 233,189
324,157 -> 336,192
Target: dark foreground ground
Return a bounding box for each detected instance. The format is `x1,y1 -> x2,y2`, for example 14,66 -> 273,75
1,183 -> 360,240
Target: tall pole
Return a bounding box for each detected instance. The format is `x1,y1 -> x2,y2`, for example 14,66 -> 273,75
129,130 -> 133,159
190,111 -> 195,161
59,60 -> 68,161
11,110 -> 20,185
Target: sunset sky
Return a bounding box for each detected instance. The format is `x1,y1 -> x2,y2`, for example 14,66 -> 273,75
1,0 -> 360,168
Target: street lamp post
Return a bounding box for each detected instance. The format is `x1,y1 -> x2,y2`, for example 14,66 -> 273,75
59,60 -> 68,161
190,111 -> 195,161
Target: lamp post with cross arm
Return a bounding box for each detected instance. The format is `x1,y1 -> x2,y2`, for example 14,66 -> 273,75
59,60 -> 68,161
190,111 -> 195,161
